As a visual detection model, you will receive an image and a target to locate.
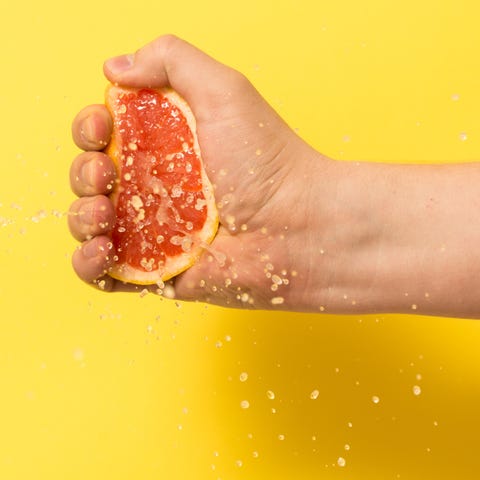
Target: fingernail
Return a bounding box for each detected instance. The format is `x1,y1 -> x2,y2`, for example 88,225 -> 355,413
105,54 -> 134,75
83,239 -> 100,258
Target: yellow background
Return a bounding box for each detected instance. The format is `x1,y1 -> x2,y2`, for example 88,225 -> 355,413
1,1 -> 480,479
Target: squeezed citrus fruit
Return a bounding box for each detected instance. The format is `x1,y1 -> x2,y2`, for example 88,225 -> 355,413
104,85 -> 218,284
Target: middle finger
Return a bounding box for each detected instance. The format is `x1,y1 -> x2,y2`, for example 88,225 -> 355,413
68,195 -> 116,242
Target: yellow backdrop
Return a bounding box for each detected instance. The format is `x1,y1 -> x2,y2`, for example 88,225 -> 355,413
1,1 -> 480,479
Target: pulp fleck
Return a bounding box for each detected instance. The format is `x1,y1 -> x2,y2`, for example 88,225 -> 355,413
130,195 -> 143,210
170,235 -> 183,246
140,257 -> 155,272
181,237 -> 193,252
171,185 -> 183,198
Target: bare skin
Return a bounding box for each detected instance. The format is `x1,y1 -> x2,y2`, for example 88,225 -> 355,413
69,35 -> 480,318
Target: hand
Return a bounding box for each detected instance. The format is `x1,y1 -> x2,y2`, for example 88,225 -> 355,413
68,35 -> 334,310
70,35 -> 480,318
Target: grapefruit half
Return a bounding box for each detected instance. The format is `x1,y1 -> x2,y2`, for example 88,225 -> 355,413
104,85 -> 218,285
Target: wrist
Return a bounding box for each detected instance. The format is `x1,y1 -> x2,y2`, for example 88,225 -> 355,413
295,156 -> 392,313
294,157 -> 428,314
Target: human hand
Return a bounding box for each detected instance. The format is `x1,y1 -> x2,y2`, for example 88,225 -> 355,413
68,35 -> 338,310
71,35 -> 480,318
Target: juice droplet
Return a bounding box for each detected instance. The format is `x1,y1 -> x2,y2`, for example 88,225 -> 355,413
240,292 -> 250,303
73,348 -> 84,362
310,389 -> 320,400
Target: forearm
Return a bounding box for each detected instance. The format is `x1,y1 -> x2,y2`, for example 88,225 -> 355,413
303,157 -> 480,318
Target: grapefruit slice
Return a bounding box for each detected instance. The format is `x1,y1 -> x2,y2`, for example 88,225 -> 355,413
104,85 -> 218,285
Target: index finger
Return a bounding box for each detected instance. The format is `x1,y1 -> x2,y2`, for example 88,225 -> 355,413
72,104 -> 113,151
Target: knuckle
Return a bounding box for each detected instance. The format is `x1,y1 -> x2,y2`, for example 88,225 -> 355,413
70,152 -> 116,197
70,152 -> 92,195
151,34 -> 181,62
157,33 -> 181,48
228,68 -> 254,93
150,34 -> 184,80
68,196 -> 115,241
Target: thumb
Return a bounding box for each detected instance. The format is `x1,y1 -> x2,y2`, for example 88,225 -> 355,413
103,35 -> 250,120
